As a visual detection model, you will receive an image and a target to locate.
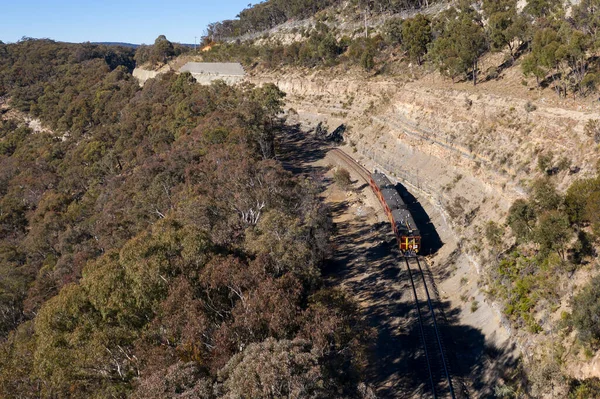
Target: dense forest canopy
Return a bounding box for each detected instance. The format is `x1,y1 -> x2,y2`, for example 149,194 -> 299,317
0,38 -> 370,398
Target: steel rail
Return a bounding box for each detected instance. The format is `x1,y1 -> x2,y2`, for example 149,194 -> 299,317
411,256 -> 456,399
330,148 -> 371,182
404,257 -> 438,398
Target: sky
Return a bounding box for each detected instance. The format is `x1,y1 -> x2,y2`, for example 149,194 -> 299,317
0,0 -> 254,44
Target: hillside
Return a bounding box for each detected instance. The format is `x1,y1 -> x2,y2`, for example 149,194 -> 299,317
3,0 -> 600,398
196,0 -> 600,397
0,39 -> 373,398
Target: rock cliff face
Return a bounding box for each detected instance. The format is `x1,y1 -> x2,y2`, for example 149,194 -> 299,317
132,63 -> 246,86
132,64 -> 172,86
250,68 -> 599,241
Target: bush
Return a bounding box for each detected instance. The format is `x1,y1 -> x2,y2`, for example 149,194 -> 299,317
570,275 -> 600,347
333,167 -> 352,189
584,119 -> 600,144
538,152 -> 554,173
525,101 -> 537,113
569,377 -> 600,399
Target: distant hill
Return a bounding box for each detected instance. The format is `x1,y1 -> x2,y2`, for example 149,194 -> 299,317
91,42 -> 197,49
91,42 -> 140,48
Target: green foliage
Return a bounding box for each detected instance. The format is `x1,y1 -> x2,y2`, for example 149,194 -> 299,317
573,0 -> 600,47
569,377 -> 600,399
493,254 -> 545,333
134,35 -> 188,66
401,14 -> 432,65
0,39 -> 371,398
218,338 -> 330,398
490,172 -> 600,336
361,49 -> 375,71
347,36 -> 381,71
570,275 -> 600,347
206,0 -> 445,39
483,0 -> 527,57
565,177 -> 600,225
383,17 -> 403,45
523,0 -> 563,20
429,10 -> 487,84
533,210 -> 571,259
523,24 -> 594,96
507,199 -> 536,239
530,177 -> 563,213
485,220 -> 504,248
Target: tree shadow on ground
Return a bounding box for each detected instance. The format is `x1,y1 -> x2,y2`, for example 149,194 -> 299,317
277,123 -> 331,177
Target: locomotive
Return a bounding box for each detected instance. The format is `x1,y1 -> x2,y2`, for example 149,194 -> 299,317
369,172 -> 421,256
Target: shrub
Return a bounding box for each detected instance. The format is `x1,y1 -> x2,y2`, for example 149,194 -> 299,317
538,152 -> 554,173
525,101 -> 537,113
570,275 -> 600,347
569,378 -> 600,399
584,119 -> 600,144
333,167 -> 352,189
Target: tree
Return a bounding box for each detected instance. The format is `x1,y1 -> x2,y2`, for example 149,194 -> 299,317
565,177 -> 600,225
530,178 -> 563,213
401,14 -> 432,65
533,210 -> 571,259
218,338 -> 332,398
153,35 -> 175,64
429,11 -> 487,84
383,17 -> 403,46
522,28 -> 561,90
585,190 -> 600,236
483,0 -> 527,59
573,0 -> 600,46
485,220 -> 504,249
507,199 -> 537,239
569,377 -> 600,399
361,49 -> 375,71
523,0 -> 562,20
556,25 -> 592,96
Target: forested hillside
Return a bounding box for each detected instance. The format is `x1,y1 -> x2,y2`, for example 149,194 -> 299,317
206,0 -> 441,40
204,0 -> 600,98
200,0 -> 600,397
0,39 -> 369,398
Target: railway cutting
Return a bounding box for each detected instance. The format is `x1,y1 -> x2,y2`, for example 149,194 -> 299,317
280,133 -> 463,398
333,148 -> 458,398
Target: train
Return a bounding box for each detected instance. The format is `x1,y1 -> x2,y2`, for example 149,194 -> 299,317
369,172 -> 421,256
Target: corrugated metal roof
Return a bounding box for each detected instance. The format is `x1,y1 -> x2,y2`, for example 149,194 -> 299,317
381,187 -> 405,211
372,172 -> 392,190
392,208 -> 419,235
179,62 -> 245,76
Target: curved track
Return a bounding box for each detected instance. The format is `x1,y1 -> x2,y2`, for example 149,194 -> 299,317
330,148 -> 371,182
330,148 -> 456,398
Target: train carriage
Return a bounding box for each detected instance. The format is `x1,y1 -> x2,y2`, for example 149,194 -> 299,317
369,172 -> 421,256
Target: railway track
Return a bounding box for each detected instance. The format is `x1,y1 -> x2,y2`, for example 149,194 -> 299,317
329,148 -> 457,398
330,148 -> 371,182
404,256 -> 456,399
